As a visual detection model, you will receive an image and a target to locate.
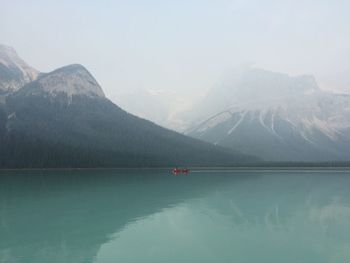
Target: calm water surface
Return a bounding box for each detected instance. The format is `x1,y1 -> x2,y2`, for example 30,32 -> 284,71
1,169 -> 350,263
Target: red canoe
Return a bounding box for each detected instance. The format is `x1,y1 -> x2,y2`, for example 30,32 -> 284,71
172,168 -> 190,174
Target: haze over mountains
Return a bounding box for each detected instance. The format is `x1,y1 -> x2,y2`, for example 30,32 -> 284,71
1,43 -> 350,165
186,68 -> 350,162
0,44 -> 253,168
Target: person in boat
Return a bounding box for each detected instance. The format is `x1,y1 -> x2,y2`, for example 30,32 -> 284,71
172,167 -> 189,174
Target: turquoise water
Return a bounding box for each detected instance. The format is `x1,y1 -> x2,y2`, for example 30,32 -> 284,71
1,169 -> 350,262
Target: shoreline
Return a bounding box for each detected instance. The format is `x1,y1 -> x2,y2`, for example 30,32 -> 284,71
1,166 -> 350,172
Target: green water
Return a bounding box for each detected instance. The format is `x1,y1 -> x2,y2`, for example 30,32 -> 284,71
1,169 -> 350,263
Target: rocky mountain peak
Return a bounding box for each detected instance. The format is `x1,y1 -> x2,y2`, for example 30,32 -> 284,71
36,64 -> 105,98
186,68 -> 350,161
0,44 -> 39,94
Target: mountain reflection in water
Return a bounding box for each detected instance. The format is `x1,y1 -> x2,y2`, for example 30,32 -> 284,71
1,169 -> 350,263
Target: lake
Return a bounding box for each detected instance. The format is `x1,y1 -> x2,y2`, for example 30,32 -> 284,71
1,169 -> 350,263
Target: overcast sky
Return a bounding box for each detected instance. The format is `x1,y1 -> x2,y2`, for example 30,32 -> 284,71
1,0 -> 350,113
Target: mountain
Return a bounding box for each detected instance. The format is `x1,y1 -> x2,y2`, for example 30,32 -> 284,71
0,47 -> 254,168
0,44 -> 38,94
187,68 -> 350,162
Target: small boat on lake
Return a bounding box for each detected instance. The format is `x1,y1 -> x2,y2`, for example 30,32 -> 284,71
172,168 -> 190,175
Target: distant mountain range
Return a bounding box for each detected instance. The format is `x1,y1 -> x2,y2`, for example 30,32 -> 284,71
187,68 -> 350,162
0,44 -> 254,168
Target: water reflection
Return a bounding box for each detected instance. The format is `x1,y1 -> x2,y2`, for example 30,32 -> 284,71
1,170 -> 350,262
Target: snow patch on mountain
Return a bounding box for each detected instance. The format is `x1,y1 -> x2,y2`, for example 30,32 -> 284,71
195,111 -> 232,133
228,111 -> 246,135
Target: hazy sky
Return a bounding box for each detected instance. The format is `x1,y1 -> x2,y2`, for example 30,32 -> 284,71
1,0 -> 350,117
